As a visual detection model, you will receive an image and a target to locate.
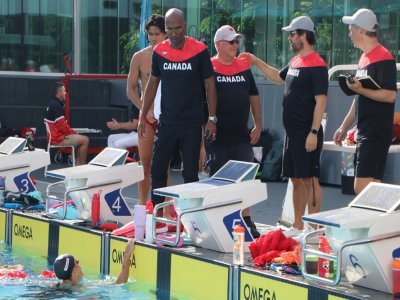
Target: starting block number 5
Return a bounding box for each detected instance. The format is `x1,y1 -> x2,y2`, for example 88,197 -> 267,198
232,218 -> 242,230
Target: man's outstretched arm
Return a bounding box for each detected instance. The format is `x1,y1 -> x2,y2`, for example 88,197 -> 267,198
115,239 -> 135,284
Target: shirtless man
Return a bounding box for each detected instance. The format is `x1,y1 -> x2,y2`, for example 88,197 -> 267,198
126,14 -> 166,206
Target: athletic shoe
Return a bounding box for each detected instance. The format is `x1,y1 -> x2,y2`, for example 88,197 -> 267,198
155,223 -> 168,233
283,227 -> 303,238
292,231 -> 320,244
285,227 -> 320,244
198,172 -> 209,180
244,218 -> 260,238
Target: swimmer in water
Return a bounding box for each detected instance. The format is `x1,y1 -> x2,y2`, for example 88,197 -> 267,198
0,264 -> 24,274
53,238 -> 135,285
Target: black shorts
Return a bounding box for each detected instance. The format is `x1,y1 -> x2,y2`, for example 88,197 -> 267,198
354,137 -> 390,180
209,143 -> 254,176
282,130 -> 323,179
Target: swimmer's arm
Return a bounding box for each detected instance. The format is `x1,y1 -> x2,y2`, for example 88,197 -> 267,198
114,239 -> 135,284
127,53 -> 143,110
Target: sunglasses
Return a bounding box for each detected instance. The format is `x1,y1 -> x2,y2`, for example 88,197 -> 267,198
224,39 -> 239,45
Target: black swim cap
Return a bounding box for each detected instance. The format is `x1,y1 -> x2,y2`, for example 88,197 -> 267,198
53,254 -> 75,280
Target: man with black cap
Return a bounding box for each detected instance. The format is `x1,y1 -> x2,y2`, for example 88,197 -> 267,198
211,25 -> 262,238
239,16 -> 328,239
333,8 -> 397,195
53,239 -> 135,285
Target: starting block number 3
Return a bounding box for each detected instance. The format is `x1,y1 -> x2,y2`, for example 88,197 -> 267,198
13,172 -> 36,193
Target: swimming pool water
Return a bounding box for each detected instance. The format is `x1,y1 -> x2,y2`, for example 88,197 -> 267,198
0,242 -> 181,300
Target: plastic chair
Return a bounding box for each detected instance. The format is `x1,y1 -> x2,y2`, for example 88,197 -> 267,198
44,121 -> 75,176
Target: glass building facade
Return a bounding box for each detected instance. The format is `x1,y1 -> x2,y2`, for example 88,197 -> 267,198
0,0 -> 399,77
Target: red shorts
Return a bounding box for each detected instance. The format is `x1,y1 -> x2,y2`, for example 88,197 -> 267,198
139,112 -> 158,131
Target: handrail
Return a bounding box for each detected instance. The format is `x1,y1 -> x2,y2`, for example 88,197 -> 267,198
152,198 -> 243,246
328,63 -> 400,85
328,64 -> 358,80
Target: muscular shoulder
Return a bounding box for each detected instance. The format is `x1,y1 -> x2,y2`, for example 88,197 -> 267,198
131,47 -> 152,65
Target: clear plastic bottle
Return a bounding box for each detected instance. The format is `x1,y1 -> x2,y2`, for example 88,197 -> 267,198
233,224 -> 245,266
134,204 -> 146,240
0,176 -> 5,205
145,200 -> 154,243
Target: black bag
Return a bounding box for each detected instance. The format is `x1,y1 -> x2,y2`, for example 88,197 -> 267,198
260,140 -> 283,182
252,129 -> 271,163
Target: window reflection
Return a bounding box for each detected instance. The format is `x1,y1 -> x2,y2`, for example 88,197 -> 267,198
0,0 -> 72,72
0,0 -> 398,77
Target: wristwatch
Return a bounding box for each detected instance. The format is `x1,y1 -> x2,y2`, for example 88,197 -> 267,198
208,116 -> 218,124
310,128 -> 318,135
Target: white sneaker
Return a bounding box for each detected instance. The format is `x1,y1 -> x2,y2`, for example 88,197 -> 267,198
283,227 -> 303,238
292,230 -> 320,244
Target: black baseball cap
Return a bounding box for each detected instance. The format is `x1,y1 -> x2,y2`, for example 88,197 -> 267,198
53,254 -> 75,280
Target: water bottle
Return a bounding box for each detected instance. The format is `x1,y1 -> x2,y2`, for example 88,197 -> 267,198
318,235 -> 330,278
233,224 -> 245,266
134,204 -> 146,240
91,192 -> 100,227
145,200 -> 154,243
0,176 -> 5,205
393,259 -> 400,296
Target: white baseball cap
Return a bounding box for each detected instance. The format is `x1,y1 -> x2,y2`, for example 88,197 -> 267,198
282,16 -> 315,33
214,25 -> 243,43
342,9 -> 378,32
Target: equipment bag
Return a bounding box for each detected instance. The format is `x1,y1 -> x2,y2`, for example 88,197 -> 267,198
260,140 -> 283,182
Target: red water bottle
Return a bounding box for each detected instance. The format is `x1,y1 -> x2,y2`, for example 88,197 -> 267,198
91,192 -> 100,227
393,259 -> 400,296
318,236 -> 330,278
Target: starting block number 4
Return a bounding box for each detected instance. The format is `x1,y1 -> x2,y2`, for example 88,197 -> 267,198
104,189 -> 131,216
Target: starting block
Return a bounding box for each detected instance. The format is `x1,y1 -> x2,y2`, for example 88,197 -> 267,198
302,182 -> 400,294
153,160 -> 267,252
0,137 -> 50,194
45,147 -> 143,225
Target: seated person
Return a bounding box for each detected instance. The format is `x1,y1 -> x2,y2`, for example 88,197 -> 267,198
44,81 -> 89,165
107,104 -> 139,149
53,239 -> 135,285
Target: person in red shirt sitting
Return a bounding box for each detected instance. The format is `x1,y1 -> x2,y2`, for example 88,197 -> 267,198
44,81 -> 89,165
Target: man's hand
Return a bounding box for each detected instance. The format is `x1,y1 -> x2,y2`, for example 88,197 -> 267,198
238,52 -> 255,65
146,111 -> 157,124
204,121 -> 217,142
138,119 -> 146,139
333,127 -> 346,146
250,126 -> 261,145
114,238 -> 135,284
107,118 -> 120,130
346,76 -> 362,93
305,133 -> 317,152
